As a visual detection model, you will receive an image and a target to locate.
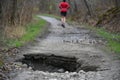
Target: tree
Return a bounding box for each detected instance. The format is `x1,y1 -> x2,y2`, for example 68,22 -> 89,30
115,0 -> 120,7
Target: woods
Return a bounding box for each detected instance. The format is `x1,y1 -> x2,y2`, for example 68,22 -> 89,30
0,0 -> 34,26
0,0 -> 120,44
67,0 -> 120,32
0,0 -> 36,46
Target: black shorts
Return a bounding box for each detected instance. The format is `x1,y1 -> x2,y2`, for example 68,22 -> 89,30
61,12 -> 67,17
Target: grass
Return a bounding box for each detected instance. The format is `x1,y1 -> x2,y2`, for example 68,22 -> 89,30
108,40 -> 120,53
85,24 -> 120,53
5,17 -> 47,47
97,28 -> 120,53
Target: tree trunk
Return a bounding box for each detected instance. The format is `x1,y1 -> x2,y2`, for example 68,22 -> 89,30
11,0 -> 17,25
115,0 -> 120,7
83,0 -> 91,16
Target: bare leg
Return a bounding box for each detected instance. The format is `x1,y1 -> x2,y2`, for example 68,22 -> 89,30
61,16 -> 65,24
63,17 -> 66,23
61,18 -> 63,23
61,16 -> 65,28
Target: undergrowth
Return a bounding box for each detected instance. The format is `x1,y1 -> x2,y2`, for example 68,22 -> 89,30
5,17 -> 47,48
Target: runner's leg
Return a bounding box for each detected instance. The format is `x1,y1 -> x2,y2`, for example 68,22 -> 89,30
63,12 -> 67,24
61,17 -> 64,24
60,12 -> 66,28
63,16 -> 66,23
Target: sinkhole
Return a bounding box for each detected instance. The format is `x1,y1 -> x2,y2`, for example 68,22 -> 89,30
20,54 -> 98,73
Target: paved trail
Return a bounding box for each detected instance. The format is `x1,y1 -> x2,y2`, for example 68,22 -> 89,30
11,16 -> 120,80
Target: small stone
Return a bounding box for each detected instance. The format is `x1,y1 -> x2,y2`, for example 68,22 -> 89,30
65,71 -> 69,73
79,70 -> 85,74
50,73 -> 55,76
72,72 -> 77,75
61,75 -> 65,77
44,77 -> 48,79
27,71 -> 33,75
41,71 -> 48,75
22,64 -> 28,68
101,59 -> 106,62
58,69 -> 64,73
69,79 -> 74,80
15,62 -> 22,66
79,70 -> 84,73
79,79 -> 84,80
19,68 -> 22,70
49,79 -> 57,80
66,74 -> 70,78
29,67 -> 32,70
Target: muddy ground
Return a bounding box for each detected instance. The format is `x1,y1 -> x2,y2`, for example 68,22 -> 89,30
1,16 -> 120,80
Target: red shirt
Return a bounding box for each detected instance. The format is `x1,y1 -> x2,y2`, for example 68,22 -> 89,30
59,2 -> 70,12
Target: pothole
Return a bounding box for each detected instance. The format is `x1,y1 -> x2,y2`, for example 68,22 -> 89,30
19,54 -> 99,73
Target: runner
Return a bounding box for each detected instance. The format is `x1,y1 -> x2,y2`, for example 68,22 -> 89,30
59,0 -> 70,28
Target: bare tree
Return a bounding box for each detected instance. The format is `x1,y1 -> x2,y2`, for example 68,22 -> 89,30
115,0 -> 120,7
83,0 -> 91,16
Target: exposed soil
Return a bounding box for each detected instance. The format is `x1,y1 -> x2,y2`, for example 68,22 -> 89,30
3,16 -> 120,80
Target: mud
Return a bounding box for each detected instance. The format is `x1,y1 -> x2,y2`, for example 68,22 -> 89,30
9,16 -> 120,80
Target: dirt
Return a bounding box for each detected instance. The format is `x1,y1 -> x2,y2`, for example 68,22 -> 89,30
2,16 -> 120,80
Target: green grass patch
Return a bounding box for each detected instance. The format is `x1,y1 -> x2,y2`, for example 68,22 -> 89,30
6,17 -> 47,47
108,40 -> 120,53
97,28 -> 120,40
84,24 -> 120,53
97,29 -> 120,53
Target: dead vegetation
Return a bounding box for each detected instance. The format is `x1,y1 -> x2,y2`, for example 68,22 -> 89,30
96,7 -> 120,33
67,0 -> 120,33
0,0 -> 37,46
